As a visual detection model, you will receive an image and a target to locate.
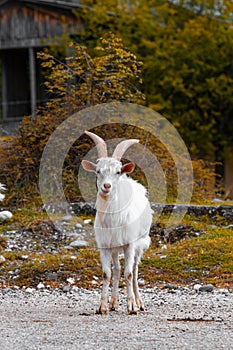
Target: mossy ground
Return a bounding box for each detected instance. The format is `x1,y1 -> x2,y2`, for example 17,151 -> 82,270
0,208 -> 233,288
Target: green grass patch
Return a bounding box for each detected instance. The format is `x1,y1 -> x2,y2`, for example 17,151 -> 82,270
1,209 -> 233,288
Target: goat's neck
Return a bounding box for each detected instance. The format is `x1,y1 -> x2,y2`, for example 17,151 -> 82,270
96,190 -> 117,224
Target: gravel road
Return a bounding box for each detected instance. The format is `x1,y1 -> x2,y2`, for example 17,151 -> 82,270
0,286 -> 232,350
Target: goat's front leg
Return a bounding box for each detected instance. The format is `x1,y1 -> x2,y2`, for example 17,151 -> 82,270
124,246 -> 138,315
97,249 -> 112,314
109,251 -> 120,311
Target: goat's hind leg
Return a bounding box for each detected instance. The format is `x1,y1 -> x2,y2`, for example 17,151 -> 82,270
124,246 -> 138,315
109,250 -> 120,311
133,252 -> 145,311
97,249 -> 112,314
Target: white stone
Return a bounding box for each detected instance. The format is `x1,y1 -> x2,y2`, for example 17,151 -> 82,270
0,255 -> 6,264
69,239 -> 88,248
67,277 -> 75,285
25,287 -> 35,294
75,223 -> 83,229
194,284 -> 202,292
0,210 -> 13,220
37,282 -> 45,290
21,255 -> 28,260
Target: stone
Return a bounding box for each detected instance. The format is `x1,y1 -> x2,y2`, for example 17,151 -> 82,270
25,287 -> 35,294
164,284 -> 179,290
199,284 -> 214,292
0,210 -> 13,220
63,285 -> 72,293
67,277 -> 75,285
138,278 -> 145,286
194,284 -> 202,292
61,215 -> 73,222
45,272 -> 58,281
83,219 -> 92,225
0,255 -> 6,264
69,239 -> 88,248
21,255 -> 28,260
75,223 -> 83,229
37,282 -> 45,290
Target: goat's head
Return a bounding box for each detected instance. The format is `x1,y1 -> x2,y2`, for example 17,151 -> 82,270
81,131 -> 139,198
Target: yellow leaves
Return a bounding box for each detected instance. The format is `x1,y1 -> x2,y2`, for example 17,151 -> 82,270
37,33 -> 144,110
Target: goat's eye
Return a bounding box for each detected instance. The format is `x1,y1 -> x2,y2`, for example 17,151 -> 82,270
116,171 -> 121,175
96,170 -> 100,174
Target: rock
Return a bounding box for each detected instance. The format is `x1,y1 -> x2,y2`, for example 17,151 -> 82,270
63,285 -> 72,293
2,287 -> 11,294
70,255 -> 77,260
69,239 -> 88,248
159,255 -> 167,259
138,278 -> 145,286
61,215 -> 73,222
194,284 -> 202,292
45,272 -> 58,281
222,224 -> 233,229
83,219 -> 92,225
37,282 -> 45,290
164,284 -> 179,290
0,210 -> 13,220
199,284 -> 214,292
67,277 -> 75,285
0,255 -> 6,264
21,255 -> 28,260
75,223 -> 83,229
25,287 -> 35,294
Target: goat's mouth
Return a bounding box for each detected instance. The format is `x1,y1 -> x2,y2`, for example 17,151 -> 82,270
100,188 -> 111,196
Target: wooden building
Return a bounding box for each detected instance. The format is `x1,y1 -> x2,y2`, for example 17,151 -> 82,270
0,0 -> 82,133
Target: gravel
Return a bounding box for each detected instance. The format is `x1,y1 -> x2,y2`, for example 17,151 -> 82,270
0,286 -> 232,350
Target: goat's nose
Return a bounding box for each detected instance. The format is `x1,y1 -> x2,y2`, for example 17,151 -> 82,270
104,183 -> 111,189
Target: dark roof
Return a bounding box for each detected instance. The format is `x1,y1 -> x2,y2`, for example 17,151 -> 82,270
0,0 -> 82,10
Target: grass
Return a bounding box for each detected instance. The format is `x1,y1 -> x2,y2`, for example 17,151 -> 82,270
141,214 -> 233,287
0,208 -> 233,288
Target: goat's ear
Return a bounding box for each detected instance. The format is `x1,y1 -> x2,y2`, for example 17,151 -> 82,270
81,160 -> 97,173
121,162 -> 135,174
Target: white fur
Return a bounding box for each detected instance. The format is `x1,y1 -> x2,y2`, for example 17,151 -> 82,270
82,156 -> 153,314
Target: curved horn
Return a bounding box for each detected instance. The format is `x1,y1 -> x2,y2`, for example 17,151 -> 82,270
85,130 -> 108,158
112,139 -> 139,160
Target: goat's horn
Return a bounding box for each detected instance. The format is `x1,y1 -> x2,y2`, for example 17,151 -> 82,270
85,130 -> 108,158
112,139 -> 139,160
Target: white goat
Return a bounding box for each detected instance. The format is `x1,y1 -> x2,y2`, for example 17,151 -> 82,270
0,184 -> 12,220
82,131 -> 153,314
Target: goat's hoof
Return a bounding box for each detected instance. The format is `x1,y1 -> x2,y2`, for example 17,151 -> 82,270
109,305 -> 119,312
96,304 -> 108,315
96,308 -> 107,315
109,297 -> 119,312
127,297 -> 138,315
136,298 -> 145,311
128,309 -> 138,315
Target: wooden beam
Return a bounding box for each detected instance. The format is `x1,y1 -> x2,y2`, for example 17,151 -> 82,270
29,47 -> 36,119
1,56 -> 8,121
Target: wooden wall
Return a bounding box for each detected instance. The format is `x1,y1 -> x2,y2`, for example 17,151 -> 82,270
0,2 -> 78,49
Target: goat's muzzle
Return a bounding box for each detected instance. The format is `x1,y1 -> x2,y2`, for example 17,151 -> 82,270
100,183 -> 111,196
